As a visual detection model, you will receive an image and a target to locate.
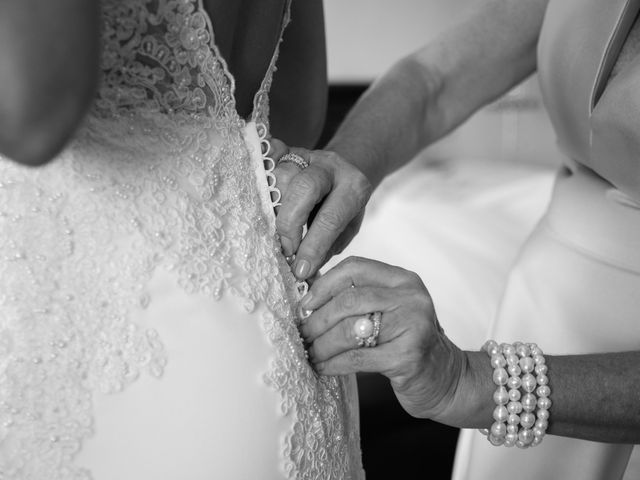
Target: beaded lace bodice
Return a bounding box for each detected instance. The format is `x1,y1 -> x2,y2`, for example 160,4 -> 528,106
0,1 -> 362,478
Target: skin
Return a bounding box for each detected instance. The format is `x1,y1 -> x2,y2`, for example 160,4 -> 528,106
272,0 -> 640,444
0,0 -> 326,164
275,0 -> 546,280
298,256 -> 640,443
0,0 -> 101,165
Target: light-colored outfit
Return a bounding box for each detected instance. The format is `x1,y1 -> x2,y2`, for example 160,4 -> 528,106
0,1 -> 363,479
453,0 -> 640,478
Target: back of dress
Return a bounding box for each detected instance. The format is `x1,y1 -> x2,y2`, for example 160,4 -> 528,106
0,1 -> 363,478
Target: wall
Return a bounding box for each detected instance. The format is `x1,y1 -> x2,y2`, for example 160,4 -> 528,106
323,0 -> 563,167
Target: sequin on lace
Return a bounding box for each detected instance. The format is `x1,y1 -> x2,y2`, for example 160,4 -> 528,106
0,0 -> 362,478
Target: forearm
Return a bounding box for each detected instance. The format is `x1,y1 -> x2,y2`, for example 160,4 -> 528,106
455,350 -> 640,444
326,0 -> 548,189
0,0 -> 100,165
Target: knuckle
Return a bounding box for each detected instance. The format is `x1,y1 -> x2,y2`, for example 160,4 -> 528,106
343,255 -> 365,267
315,208 -> 345,232
275,212 -> 296,234
338,289 -> 359,310
289,174 -> 318,198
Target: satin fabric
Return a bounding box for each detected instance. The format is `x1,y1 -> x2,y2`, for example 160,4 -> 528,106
453,0 -> 640,478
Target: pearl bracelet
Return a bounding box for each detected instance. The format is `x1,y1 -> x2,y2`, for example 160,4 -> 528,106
479,340 -> 551,448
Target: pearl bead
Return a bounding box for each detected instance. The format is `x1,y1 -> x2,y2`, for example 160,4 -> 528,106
537,385 -> 551,397
516,343 -> 531,358
489,434 -> 506,446
522,393 -> 537,412
520,412 -> 536,429
493,386 -> 509,405
506,423 -> 519,434
533,354 -> 545,365
507,364 -> 521,377
502,344 -> 516,356
493,368 -> 508,386
353,317 -> 374,338
522,373 -> 537,392
491,421 -> 507,437
533,427 -> 546,438
493,405 -> 509,423
535,419 -> 548,430
507,413 -> 520,425
491,354 -> 507,369
519,428 -> 534,444
537,374 -> 549,386
508,388 -> 521,402
535,364 -> 548,375
483,340 -> 498,352
537,408 -> 550,421
505,432 -> 518,445
516,440 -> 527,449
538,397 -> 552,410
506,354 -> 519,367
507,401 -> 523,414
519,356 -> 535,373
507,375 -> 521,390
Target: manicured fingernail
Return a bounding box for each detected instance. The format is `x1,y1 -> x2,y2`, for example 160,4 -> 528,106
298,306 -> 313,323
300,292 -> 313,308
295,259 -> 310,279
280,236 -> 293,256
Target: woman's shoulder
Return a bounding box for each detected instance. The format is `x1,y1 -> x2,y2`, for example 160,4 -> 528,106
0,0 -> 100,165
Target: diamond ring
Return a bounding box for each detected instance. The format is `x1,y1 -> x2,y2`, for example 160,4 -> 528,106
279,152 -> 310,170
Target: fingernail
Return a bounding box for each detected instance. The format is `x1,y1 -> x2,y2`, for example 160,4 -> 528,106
297,306 -> 313,324
295,259 -> 310,279
300,292 -> 313,308
280,236 -> 293,256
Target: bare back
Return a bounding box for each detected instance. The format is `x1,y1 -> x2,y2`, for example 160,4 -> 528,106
203,0 -> 327,147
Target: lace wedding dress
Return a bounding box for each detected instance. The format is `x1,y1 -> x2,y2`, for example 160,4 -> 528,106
0,1 -> 363,478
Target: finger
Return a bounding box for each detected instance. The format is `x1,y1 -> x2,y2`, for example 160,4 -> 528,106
267,137 -> 289,161
291,175 -> 370,280
308,310 -> 403,363
300,285 -> 399,343
276,156 -> 332,258
270,140 -> 305,219
300,256 -> 411,312
314,342 -> 398,376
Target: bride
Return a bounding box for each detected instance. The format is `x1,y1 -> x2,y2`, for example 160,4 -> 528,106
0,1 -> 363,478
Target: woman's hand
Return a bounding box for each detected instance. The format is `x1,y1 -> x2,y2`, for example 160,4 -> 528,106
298,256 -> 480,425
269,139 -> 373,280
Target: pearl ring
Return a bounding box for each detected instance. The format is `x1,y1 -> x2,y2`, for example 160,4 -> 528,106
353,312 -> 382,348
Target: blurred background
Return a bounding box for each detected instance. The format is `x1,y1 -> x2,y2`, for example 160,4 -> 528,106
320,1 -> 561,478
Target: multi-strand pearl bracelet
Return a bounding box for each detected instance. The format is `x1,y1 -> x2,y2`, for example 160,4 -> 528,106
479,340 -> 551,448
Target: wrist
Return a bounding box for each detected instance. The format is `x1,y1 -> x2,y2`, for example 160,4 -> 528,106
429,349 -> 494,429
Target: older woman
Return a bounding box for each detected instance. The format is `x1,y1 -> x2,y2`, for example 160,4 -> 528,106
274,0 -> 640,478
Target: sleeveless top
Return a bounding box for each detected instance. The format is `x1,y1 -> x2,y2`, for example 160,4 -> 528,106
0,1 -> 361,478
538,0 -> 640,202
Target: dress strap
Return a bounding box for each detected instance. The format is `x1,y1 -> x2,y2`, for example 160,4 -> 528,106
250,0 -> 293,128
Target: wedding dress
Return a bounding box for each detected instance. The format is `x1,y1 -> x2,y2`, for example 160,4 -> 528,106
0,1 -> 363,478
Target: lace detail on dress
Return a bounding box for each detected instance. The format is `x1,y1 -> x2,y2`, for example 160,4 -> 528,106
0,0 -> 363,478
